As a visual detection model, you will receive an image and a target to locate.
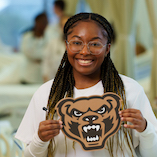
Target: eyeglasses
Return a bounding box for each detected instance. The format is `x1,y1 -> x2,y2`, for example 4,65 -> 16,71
66,40 -> 108,55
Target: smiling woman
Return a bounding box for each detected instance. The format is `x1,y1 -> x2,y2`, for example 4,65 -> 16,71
15,12 -> 157,157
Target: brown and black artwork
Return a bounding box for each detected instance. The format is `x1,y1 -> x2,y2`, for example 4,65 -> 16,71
55,92 -> 122,151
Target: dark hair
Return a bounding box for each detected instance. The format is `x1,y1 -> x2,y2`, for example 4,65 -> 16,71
20,12 -> 47,34
54,0 -> 65,11
47,12 -> 133,157
64,13 -> 114,43
35,12 -> 47,21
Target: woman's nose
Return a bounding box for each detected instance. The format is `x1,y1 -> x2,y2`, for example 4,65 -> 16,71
79,44 -> 90,55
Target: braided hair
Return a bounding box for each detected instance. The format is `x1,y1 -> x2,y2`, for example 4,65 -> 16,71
47,13 -> 133,157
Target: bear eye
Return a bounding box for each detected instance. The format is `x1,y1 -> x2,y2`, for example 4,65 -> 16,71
97,106 -> 106,114
73,110 -> 83,117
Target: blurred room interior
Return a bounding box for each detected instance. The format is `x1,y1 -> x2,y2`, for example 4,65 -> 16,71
0,0 -> 157,156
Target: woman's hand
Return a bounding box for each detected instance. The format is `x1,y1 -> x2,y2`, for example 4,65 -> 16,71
119,109 -> 147,132
38,120 -> 63,142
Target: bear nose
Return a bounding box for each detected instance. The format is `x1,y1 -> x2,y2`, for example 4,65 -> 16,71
83,115 -> 98,123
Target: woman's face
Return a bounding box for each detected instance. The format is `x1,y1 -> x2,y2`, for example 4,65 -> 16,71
66,20 -> 110,78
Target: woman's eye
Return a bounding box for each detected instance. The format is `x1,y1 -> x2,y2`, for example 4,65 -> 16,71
73,110 -> 83,117
72,41 -> 82,45
90,42 -> 101,47
97,106 -> 106,114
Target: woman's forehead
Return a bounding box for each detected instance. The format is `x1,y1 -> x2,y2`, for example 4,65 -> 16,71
67,20 -> 108,39
69,20 -> 104,30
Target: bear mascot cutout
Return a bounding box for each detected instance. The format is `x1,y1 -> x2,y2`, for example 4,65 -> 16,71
55,92 -> 122,151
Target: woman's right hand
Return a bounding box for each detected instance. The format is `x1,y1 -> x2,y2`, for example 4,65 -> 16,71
38,120 -> 63,142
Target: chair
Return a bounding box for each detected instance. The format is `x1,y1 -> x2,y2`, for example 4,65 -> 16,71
11,133 -> 25,157
0,120 -> 13,157
0,133 -> 11,157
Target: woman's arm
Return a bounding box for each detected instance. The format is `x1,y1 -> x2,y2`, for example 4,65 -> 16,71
138,120 -> 157,157
24,132 -> 49,157
24,119 -> 63,157
119,85 -> 157,157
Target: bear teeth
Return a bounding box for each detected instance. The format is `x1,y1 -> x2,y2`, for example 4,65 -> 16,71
87,135 -> 99,142
83,125 -> 100,133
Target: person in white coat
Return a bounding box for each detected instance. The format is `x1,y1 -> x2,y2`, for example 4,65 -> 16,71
42,36 -> 65,82
20,12 -> 48,84
45,0 -> 69,42
42,16 -> 69,82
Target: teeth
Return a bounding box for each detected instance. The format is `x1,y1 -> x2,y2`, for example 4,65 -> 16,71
96,125 -> 100,131
83,125 -> 100,133
78,59 -> 92,64
87,135 -> 99,142
92,125 -> 95,129
87,125 -> 91,130
83,127 -> 88,133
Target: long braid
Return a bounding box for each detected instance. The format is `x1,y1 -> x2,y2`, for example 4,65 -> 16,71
101,52 -> 132,156
47,51 -> 75,157
47,52 -> 72,112
46,13 -> 133,157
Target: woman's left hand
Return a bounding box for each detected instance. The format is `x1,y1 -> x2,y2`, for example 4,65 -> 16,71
119,109 -> 147,132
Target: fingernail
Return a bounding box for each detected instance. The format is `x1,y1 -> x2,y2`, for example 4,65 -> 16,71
59,120 -> 62,124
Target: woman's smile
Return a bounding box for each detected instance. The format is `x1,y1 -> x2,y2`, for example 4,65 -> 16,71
76,58 -> 94,66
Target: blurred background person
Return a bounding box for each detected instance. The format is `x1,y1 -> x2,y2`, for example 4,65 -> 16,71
42,0 -> 70,82
42,16 -> 69,82
20,12 -> 48,84
45,0 -> 69,41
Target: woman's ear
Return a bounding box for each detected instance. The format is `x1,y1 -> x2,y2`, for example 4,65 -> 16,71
105,44 -> 111,56
65,40 -> 68,51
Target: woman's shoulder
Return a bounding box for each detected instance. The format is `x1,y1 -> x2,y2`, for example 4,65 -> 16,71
119,74 -> 141,85
119,75 -> 147,108
33,79 -> 54,97
119,74 -> 144,91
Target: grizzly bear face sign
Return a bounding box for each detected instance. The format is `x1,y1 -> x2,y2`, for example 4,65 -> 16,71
55,92 -> 122,151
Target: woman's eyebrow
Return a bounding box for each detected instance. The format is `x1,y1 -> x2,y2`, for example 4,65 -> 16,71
90,37 -> 102,41
70,36 -> 103,40
71,35 -> 82,39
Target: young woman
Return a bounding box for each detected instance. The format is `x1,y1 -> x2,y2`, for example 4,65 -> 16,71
15,13 -> 157,157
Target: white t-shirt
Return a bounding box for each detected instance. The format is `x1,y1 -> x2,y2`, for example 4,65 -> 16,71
15,74 -> 157,157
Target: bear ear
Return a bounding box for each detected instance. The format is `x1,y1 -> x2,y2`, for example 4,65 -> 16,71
102,92 -> 122,108
55,98 -> 74,116
103,92 -> 122,102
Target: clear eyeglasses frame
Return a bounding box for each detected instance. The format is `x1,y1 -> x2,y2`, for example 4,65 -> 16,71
66,40 -> 108,55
